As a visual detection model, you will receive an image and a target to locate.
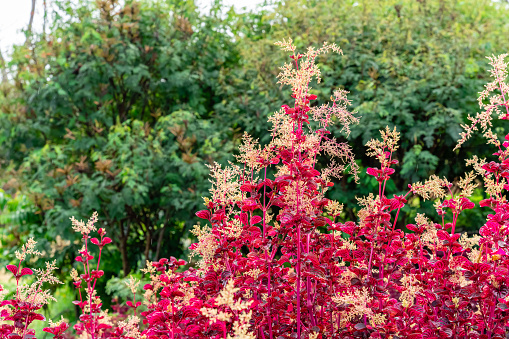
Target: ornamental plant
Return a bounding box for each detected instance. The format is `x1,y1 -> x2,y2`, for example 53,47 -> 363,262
3,41 -> 509,339
0,239 -> 63,339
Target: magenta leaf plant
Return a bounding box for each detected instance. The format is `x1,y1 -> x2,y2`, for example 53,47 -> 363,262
3,41 -> 509,339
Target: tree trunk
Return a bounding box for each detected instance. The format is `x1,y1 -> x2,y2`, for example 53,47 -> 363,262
26,0 -> 37,45
120,235 -> 130,276
42,0 -> 47,39
119,221 -> 131,276
0,49 -> 8,83
144,229 -> 152,263
155,225 -> 167,260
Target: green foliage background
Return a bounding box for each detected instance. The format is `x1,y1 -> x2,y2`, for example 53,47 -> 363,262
1,0 -> 509,329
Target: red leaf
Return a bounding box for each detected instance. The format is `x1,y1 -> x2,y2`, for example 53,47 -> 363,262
479,198 -> 493,207
247,226 -> 261,235
6,265 -> 18,276
195,210 -> 211,220
240,183 -> 253,192
250,215 -> 262,225
437,230 -> 450,241
406,224 -> 418,233
366,167 -> 379,177
33,313 -> 45,321
102,237 -> 112,246
304,253 -> 320,266
19,268 -> 33,277
90,238 -> 100,245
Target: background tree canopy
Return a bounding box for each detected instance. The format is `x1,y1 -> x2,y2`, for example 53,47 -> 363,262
1,0 -> 509,329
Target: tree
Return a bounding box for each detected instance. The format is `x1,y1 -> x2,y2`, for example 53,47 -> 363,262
1,0 -> 240,276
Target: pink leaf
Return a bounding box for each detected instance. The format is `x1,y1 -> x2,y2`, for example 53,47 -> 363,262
250,215 -> 262,225
240,183 -> 254,192
480,198 -> 494,207
90,238 -> 100,245
366,167 -> 379,177
102,237 -> 112,246
406,224 -> 418,233
6,265 -> 18,276
195,210 -> 211,220
19,267 -> 33,277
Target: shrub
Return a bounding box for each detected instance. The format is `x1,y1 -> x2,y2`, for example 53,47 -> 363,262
3,41 -> 509,338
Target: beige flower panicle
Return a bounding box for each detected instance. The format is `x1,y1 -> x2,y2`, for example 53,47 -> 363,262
70,211 -> 99,235
457,171 -> 478,197
118,315 -> 142,339
459,232 -> 481,250
365,127 -> 400,165
140,260 -> 157,275
456,54 -> 509,150
218,218 -> 244,239
267,109 -> 293,146
207,162 -> 242,205
333,287 -> 374,325
311,88 -> 358,136
356,193 -> 377,224
70,268 -> 80,282
190,224 -> 218,269
399,275 -> 421,308
325,200 -> 343,218
236,133 -> 262,169
466,155 -> 487,177
466,155 -> 507,198
321,138 -> 359,183
411,175 -> 450,201
18,260 -> 63,307
48,315 -> 67,328
15,238 -> 42,261
125,276 -> 140,295
275,38 -> 342,106
200,279 -> 255,339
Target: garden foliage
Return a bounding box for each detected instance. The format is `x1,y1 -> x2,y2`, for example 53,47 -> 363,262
3,0 -> 509,297
3,39 -> 509,338
0,0 -> 239,277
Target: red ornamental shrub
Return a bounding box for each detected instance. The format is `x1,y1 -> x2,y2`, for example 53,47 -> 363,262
3,41 -> 509,338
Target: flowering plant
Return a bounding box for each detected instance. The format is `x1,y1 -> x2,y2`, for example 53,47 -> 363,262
3,41 -> 509,339
0,239 -> 62,339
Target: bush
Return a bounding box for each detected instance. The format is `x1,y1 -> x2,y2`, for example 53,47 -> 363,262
3,40 -> 509,338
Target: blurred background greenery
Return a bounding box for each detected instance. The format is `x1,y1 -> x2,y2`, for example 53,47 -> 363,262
1,0 -> 508,331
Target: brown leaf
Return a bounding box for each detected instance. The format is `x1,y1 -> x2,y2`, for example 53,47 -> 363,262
95,159 -> 112,172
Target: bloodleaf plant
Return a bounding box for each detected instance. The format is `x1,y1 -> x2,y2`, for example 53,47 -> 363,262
6,43 -> 509,339
142,39 -> 364,338
42,212 -> 146,339
0,239 -> 63,339
136,43 -> 509,338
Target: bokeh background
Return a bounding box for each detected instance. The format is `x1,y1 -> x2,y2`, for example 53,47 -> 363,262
1,0 -> 508,334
